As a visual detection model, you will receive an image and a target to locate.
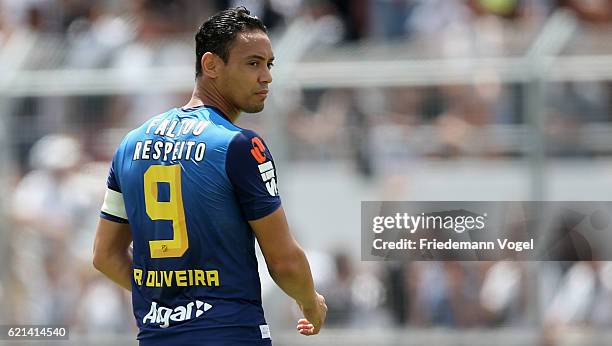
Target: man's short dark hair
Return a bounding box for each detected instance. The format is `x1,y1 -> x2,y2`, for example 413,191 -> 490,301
195,7 -> 267,77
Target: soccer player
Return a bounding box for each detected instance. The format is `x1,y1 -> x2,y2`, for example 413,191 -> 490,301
92,7 -> 326,345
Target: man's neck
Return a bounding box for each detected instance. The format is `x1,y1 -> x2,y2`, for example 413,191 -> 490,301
183,81 -> 240,123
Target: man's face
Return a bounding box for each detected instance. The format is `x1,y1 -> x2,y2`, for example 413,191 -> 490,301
217,30 -> 274,113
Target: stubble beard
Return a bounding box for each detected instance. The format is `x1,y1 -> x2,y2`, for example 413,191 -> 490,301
242,102 -> 265,114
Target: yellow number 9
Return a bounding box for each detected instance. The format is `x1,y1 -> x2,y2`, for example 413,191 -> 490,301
143,165 -> 189,258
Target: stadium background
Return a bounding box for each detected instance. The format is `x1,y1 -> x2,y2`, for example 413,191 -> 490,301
1,0 -> 612,345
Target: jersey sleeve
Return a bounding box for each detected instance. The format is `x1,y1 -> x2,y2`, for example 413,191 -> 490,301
226,130 -> 281,221
100,151 -> 129,224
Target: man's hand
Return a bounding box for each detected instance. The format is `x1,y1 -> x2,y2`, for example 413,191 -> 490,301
297,292 -> 327,336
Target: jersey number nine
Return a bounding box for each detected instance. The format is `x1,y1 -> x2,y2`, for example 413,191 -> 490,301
144,165 -> 189,258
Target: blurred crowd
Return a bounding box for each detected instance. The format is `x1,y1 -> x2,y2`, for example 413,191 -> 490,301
7,134 -> 132,333
2,0 -> 612,342
311,257 -> 612,345
0,0 -> 611,177
1,0 -> 612,42
280,0 -> 612,176
7,135 -> 612,337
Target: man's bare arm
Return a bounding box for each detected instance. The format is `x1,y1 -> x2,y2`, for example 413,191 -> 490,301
250,206 -> 326,335
93,218 -> 133,291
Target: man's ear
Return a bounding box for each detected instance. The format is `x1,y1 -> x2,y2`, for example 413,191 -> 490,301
202,52 -> 222,78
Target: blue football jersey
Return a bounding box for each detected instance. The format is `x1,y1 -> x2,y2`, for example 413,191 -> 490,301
100,105 -> 280,345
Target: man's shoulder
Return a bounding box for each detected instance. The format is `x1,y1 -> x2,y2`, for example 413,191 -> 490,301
229,128 -> 260,144
227,128 -> 273,158
227,128 -> 274,169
